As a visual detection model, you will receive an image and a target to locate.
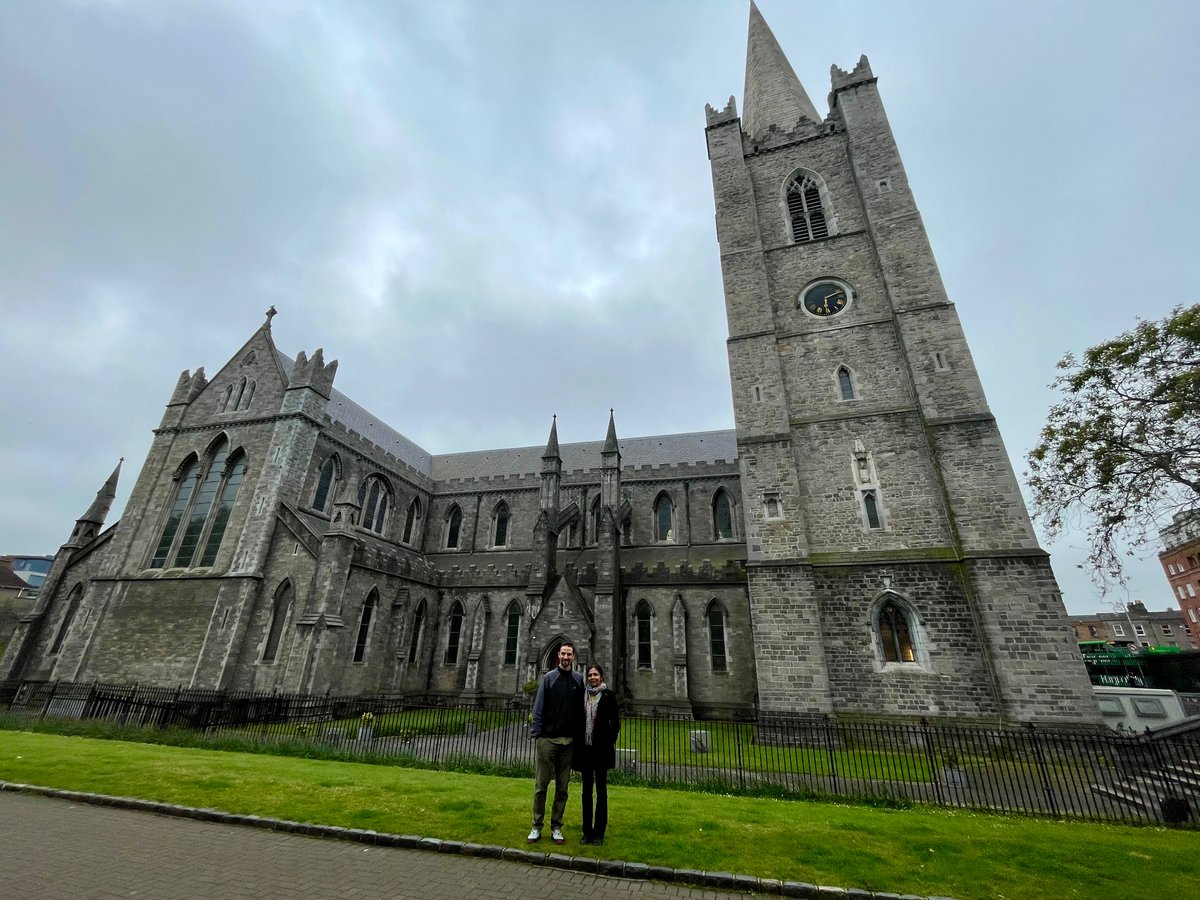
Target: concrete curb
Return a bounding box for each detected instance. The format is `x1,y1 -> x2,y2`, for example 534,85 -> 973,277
0,781 -> 958,900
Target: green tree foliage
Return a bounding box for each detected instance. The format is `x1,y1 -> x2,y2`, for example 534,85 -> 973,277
1027,304 -> 1200,587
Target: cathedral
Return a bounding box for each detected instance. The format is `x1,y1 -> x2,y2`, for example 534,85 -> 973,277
1,5 -> 1099,724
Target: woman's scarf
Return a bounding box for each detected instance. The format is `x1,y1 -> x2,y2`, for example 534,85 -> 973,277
584,682 -> 608,745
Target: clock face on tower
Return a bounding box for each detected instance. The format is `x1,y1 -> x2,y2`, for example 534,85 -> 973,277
801,280 -> 853,318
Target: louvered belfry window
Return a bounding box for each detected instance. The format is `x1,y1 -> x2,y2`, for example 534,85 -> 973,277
787,174 -> 829,243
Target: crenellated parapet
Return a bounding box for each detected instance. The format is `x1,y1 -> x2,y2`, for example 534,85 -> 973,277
287,348 -> 338,399
624,557 -> 747,585
830,54 -> 875,93
705,95 -> 739,128
441,561 -> 531,588
350,543 -> 441,584
744,114 -> 835,155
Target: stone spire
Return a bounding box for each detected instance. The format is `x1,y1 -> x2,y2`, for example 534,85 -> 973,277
602,409 -> 619,456
542,414 -> 560,460
742,1 -> 822,137
79,458 -> 122,526
65,458 -> 123,547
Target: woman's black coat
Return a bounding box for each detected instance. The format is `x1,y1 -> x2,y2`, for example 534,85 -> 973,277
572,689 -> 620,772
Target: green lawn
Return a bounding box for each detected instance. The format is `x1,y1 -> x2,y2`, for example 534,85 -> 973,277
1,731 -> 1194,900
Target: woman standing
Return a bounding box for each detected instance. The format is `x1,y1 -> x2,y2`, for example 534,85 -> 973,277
574,664 -> 620,845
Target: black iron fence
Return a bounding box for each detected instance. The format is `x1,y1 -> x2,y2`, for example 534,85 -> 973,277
2,679 -> 1197,829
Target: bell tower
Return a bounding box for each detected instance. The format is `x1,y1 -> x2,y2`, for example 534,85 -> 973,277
706,3 -> 1098,723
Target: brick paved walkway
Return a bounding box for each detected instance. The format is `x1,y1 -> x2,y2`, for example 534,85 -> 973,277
0,791 -> 752,899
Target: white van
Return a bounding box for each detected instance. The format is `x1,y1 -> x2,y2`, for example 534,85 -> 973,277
1093,686 -> 1190,732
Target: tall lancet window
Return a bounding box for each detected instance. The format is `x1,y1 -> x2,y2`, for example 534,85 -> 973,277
786,172 -> 830,243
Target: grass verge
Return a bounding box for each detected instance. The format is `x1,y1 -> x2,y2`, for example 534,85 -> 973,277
1,730 -> 1195,900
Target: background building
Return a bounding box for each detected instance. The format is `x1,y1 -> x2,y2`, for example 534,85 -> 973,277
1159,510 -> 1200,638
1070,602 -> 1195,651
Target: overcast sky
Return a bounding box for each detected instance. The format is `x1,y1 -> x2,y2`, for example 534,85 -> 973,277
2,0 -> 1197,616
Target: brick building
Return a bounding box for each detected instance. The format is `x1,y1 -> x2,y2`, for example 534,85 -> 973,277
0,5 -> 1098,724
1159,510 -> 1200,639
1070,602 -> 1195,650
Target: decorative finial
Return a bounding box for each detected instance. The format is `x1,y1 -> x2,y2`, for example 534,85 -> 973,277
265,305 -> 277,326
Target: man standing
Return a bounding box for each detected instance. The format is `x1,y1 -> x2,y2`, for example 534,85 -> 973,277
528,641 -> 583,845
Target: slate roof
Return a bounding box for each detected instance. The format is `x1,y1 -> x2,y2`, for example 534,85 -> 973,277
276,351 -> 738,483
432,430 -> 738,481
276,352 -> 435,475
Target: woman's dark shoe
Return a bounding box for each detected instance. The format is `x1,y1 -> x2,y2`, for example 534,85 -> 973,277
592,837 -> 603,846
580,836 -> 592,845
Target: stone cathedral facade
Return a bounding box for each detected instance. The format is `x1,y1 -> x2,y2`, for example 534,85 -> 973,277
2,6 -> 1099,724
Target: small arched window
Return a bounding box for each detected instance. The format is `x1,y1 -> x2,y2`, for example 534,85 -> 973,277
863,489 -> 883,530
232,377 -> 248,411
504,601 -> 521,665
50,583 -> 84,655
621,514 -> 633,547
353,590 -> 377,663
402,498 -> 422,545
358,475 -> 392,534
445,505 -> 463,549
445,601 -> 464,664
313,457 -> 337,513
492,501 -> 510,547
713,489 -> 734,540
707,601 -> 728,672
635,600 -> 653,670
837,366 -> 856,401
221,385 -> 233,412
239,380 -> 256,410
262,581 -> 292,663
654,493 -> 675,542
407,600 -> 426,664
878,598 -> 916,664
786,171 -> 830,244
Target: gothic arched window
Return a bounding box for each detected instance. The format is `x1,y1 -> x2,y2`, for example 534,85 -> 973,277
445,601 -> 464,664
785,171 -> 830,244
407,600 -> 426,664
445,505 -> 463,549
635,600 -> 653,669
261,580 -> 292,663
312,456 -> 339,513
492,501 -> 510,547
837,366 -> 856,401
878,598 -> 916,664
504,601 -> 521,666
402,497 -> 422,545
707,600 -> 728,672
713,489 -> 734,540
151,437 -> 247,568
358,475 -> 392,534
654,492 -> 675,542
353,590 -> 377,663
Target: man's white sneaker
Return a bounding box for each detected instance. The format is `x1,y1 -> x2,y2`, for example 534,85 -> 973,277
551,828 -> 565,845
527,828 -> 541,843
